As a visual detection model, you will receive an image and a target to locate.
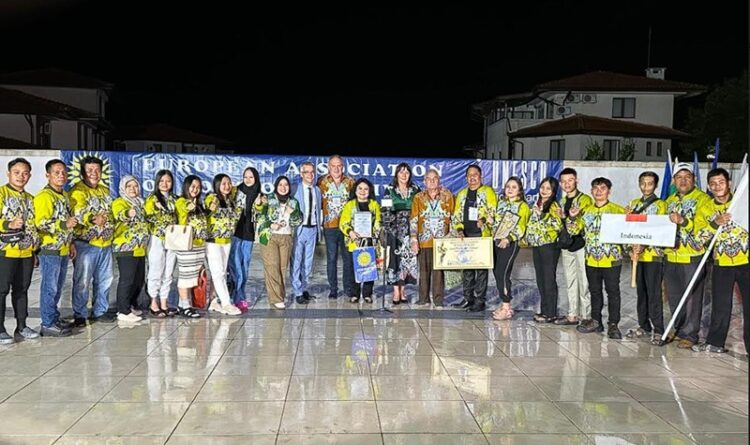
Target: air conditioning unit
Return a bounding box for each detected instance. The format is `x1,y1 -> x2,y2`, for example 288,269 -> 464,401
42,122 -> 51,134
145,144 -> 157,152
556,105 -> 573,116
566,93 -> 581,103
581,93 -> 598,104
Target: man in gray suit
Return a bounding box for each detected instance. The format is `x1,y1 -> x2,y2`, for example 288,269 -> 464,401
291,161 -> 323,304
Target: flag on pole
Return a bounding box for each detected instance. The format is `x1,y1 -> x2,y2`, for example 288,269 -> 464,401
660,150 -> 675,199
693,151 -> 702,190
712,138 -> 720,170
738,152 -> 748,186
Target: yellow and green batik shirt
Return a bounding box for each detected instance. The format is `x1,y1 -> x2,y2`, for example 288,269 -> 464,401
144,193 -> 177,240
176,197 -> 210,248
491,196 -> 530,243
204,193 -> 241,244
664,187 -> 711,264
696,195 -> 748,267
34,186 -> 74,256
69,181 -> 114,247
339,199 -> 382,252
112,198 -> 150,257
569,201 -> 626,268
0,184 -> 38,258
627,195 -> 668,263
452,185 -> 497,237
525,201 -> 563,247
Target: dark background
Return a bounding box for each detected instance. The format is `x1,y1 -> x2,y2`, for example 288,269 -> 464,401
1,1 -> 747,157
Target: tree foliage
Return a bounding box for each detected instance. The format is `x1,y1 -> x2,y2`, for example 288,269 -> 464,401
682,71 -> 748,162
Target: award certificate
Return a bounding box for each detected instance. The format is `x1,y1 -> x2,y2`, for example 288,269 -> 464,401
433,237 -> 494,270
353,211 -> 373,238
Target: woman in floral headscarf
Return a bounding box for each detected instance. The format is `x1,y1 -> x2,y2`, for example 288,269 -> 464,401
112,175 -> 150,322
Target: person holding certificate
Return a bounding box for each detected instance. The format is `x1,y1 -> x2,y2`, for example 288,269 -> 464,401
525,177 -> 564,323
256,176 -> 302,310
626,171 -> 668,345
567,177 -> 626,338
451,164 -> 497,312
489,177 -> 530,320
339,178 -> 381,304
695,168 -> 749,354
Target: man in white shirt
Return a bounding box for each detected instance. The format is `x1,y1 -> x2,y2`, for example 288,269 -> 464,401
292,161 -> 323,304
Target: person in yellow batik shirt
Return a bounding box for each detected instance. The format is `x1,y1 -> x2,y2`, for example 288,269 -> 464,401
568,177 -> 625,339
34,159 -> 77,337
69,156 -> 115,326
144,169 -> 178,317
0,158 -> 39,344
112,175 -> 150,323
694,168 -> 749,355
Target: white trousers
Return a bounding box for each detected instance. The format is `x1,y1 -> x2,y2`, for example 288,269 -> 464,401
560,248 -> 591,318
147,237 -> 176,301
206,242 -> 232,306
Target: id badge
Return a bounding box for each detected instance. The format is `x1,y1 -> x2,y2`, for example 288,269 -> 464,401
330,196 -> 342,208
468,207 -> 478,221
429,217 -> 443,230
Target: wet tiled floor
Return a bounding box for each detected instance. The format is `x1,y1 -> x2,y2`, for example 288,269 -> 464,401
1,249 -> 747,444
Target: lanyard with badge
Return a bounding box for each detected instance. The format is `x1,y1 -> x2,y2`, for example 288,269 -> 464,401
428,198 -> 444,232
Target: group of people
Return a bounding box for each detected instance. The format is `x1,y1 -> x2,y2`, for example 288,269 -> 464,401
0,155 -> 747,357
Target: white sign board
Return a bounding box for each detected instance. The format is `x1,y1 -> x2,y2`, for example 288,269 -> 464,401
729,169 -> 748,231
599,214 -> 677,247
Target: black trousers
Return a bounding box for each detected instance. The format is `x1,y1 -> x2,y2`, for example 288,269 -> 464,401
533,244 -> 561,318
706,264 -> 749,349
586,265 -> 621,326
636,260 -> 665,334
116,255 -> 146,315
493,242 -> 520,303
463,269 -> 489,305
664,258 -> 706,343
0,256 -> 34,333
352,281 -> 374,299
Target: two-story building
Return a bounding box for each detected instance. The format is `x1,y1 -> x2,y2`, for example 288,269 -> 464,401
112,123 -> 233,154
472,69 -> 705,160
0,68 -> 113,150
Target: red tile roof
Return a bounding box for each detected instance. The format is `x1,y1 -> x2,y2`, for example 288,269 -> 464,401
509,114 -> 689,139
0,68 -> 113,90
112,124 -> 233,145
536,71 -> 705,93
0,87 -> 97,119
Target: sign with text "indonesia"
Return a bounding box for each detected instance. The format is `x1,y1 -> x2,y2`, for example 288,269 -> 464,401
599,214 -> 677,247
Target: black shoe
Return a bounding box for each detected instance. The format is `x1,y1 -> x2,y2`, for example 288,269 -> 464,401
295,295 -> 309,305
73,317 -> 87,327
452,300 -> 471,309
415,300 -> 430,306
467,303 -> 486,312
328,293 -> 338,299
40,324 -> 72,337
607,323 -> 622,339
576,319 -> 601,334
58,318 -> 75,330
303,291 -> 314,301
89,313 -> 116,323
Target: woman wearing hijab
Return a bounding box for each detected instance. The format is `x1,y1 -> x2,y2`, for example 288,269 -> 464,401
112,176 -> 150,322
144,169 -> 178,317
256,176 -> 302,309
228,167 -> 262,311
205,173 -> 242,315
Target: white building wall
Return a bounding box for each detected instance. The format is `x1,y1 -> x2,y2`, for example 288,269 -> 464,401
0,114 -> 35,143
49,120 -> 79,149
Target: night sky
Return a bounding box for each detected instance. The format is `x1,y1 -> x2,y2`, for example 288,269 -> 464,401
1,1 -> 747,157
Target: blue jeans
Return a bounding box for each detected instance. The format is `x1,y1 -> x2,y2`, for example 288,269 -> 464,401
323,228 -> 353,297
72,241 -> 113,318
39,255 -> 69,327
228,236 -> 254,304
292,227 -> 317,296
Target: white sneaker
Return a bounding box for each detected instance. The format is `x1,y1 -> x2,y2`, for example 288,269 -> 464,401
221,304 -> 242,316
208,299 -> 223,312
130,307 -> 143,316
117,312 -> 142,322
272,302 -> 286,310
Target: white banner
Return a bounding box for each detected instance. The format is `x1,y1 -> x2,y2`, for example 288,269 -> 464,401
599,213 -> 677,247
730,169 -> 748,231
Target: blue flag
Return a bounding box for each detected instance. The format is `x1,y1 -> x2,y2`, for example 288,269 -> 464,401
660,153 -> 673,199
693,151 -> 702,190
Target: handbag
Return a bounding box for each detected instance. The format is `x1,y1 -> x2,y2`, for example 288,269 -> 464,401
0,230 -> 24,244
192,268 -> 209,309
556,223 -> 585,252
165,224 -> 193,251
352,244 -> 379,283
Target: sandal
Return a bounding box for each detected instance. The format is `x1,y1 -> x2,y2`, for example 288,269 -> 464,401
164,307 -> 178,317
149,308 -> 167,318
492,303 -> 513,321
391,299 -> 400,305
533,313 -> 548,323
179,307 -> 201,318
625,327 -> 650,339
